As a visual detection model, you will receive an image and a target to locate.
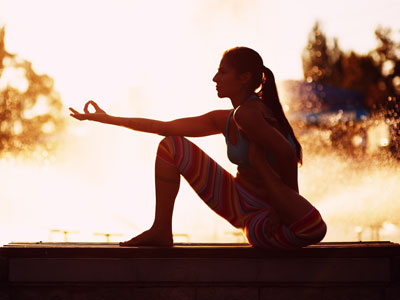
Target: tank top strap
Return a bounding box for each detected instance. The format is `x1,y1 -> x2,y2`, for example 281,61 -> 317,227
225,94 -> 258,137
225,110 -> 234,137
246,93 -> 259,102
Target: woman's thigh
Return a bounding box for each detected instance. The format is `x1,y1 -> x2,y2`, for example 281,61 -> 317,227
157,136 -> 249,228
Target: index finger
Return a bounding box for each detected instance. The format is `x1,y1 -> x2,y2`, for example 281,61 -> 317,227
89,100 -> 101,111
83,101 -> 92,113
84,100 -> 100,113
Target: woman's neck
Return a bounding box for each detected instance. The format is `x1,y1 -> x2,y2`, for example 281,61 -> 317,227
230,91 -> 254,109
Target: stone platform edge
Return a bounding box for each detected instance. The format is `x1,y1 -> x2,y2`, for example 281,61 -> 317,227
1,242 -> 400,300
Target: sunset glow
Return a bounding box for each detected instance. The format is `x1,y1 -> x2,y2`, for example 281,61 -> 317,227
1,0 -> 400,245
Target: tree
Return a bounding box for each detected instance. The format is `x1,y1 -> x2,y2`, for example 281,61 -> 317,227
302,22 -> 400,111
302,22 -> 400,156
0,27 -> 65,157
302,22 -> 343,85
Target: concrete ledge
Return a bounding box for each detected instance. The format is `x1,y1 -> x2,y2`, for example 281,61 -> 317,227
2,241 -> 400,258
8,257 -> 392,283
1,242 -> 400,300
7,286 -> 400,300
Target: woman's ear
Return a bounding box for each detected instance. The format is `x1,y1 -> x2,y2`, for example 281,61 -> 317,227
239,71 -> 252,85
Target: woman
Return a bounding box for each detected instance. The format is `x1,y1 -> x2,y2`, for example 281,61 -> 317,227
70,47 -> 327,249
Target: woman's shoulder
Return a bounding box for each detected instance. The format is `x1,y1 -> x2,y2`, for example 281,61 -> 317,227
209,109 -> 232,120
234,100 -> 277,127
206,109 -> 233,132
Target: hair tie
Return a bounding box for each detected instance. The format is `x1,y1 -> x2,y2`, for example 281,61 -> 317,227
263,66 -> 275,81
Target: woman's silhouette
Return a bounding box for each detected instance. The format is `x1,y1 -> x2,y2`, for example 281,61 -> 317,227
70,47 -> 326,248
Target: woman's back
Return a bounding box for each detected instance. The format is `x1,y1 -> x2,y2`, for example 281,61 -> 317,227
229,98 -> 299,193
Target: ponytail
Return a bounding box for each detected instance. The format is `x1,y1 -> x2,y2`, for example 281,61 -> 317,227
222,47 -> 302,164
260,66 -> 303,165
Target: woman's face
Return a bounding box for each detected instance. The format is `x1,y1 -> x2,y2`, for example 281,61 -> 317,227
213,57 -> 244,99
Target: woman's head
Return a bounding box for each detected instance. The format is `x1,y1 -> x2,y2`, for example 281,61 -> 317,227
219,46 -> 303,164
221,47 -> 264,94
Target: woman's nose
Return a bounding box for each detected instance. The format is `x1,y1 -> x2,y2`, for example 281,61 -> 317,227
212,73 -> 218,83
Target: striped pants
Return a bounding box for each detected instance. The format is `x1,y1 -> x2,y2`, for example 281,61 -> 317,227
157,136 -> 327,249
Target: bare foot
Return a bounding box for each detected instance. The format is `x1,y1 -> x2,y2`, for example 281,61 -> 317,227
119,229 -> 173,247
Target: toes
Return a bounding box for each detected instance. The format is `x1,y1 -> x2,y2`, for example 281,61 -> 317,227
119,240 -> 134,247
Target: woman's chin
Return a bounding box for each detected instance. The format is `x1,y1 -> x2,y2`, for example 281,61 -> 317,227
216,91 -> 227,98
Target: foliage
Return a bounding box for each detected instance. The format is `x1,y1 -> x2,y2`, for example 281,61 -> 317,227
0,27 -> 65,157
302,22 -> 400,111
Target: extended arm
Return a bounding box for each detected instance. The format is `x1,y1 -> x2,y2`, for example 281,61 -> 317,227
69,100 -> 229,137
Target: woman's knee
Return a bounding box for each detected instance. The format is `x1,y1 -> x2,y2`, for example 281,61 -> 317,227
158,136 -> 186,149
288,207 -> 327,242
157,136 -> 187,165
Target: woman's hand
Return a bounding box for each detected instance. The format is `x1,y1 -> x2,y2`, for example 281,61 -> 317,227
69,100 -> 107,121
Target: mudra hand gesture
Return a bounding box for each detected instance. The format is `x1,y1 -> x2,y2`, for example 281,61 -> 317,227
69,100 -> 106,121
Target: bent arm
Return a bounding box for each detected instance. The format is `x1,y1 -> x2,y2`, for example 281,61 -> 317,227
234,106 -> 299,191
248,142 -> 312,224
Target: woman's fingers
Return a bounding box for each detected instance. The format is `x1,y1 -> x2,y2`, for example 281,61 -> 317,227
83,101 -> 92,114
89,100 -> 102,111
69,107 -> 79,114
83,100 -> 104,114
83,100 -> 97,113
69,107 -> 87,120
70,101 -> 104,121
70,113 -> 85,120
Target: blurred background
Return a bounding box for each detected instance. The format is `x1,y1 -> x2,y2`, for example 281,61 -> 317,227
0,0 -> 399,245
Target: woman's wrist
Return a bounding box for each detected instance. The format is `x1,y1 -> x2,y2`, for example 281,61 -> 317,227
88,113 -> 108,123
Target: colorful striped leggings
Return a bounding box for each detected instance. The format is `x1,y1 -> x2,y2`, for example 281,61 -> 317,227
157,136 -> 327,249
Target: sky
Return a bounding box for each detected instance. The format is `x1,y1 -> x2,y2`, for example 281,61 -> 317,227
1,0 -> 400,244
1,0 -> 400,112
